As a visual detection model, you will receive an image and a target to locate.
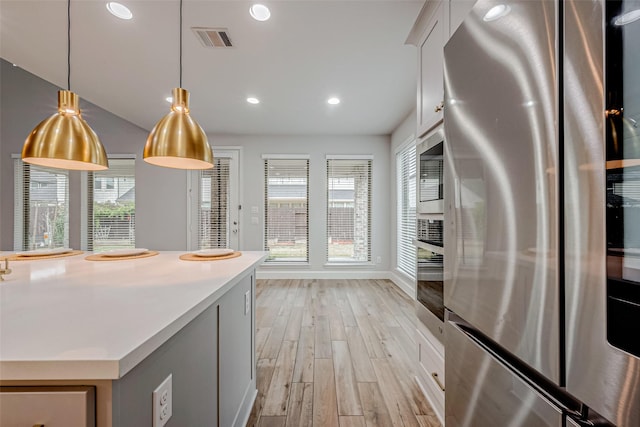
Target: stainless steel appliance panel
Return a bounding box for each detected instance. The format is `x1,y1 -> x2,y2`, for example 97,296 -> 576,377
445,319 -> 563,427
418,127 -> 445,214
564,0 -> 640,424
415,238 -> 445,339
443,0 -> 560,383
567,418 -> 581,427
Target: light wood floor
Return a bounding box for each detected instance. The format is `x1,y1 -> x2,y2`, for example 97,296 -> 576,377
247,279 -> 441,427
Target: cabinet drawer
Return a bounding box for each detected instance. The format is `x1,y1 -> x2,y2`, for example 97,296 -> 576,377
416,328 -> 445,419
0,386 -> 95,427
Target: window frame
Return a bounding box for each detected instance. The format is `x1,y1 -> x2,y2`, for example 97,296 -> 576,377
81,154 -> 136,252
262,154 -> 310,264
325,155 -> 373,265
13,155 -> 70,251
396,139 -> 417,279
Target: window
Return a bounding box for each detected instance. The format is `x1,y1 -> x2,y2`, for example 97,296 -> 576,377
327,157 -> 372,262
198,157 -> 231,249
14,159 -> 69,250
264,157 -> 309,262
397,143 -> 417,278
87,158 -> 135,252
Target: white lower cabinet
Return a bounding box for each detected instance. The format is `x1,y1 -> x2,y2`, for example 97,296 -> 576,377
416,324 -> 445,424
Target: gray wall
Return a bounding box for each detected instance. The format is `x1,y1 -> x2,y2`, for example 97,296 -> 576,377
0,59 -> 189,250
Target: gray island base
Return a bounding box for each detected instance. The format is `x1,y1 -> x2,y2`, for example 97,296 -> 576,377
0,251 -> 267,427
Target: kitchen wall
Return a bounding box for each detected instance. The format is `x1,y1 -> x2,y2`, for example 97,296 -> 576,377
211,134 -> 391,277
0,58 -> 189,251
388,111 -> 417,296
1,59 -> 393,278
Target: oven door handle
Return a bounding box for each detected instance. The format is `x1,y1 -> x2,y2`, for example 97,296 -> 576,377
412,238 -> 444,255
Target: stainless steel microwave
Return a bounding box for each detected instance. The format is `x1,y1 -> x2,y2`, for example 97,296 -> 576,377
417,127 -> 444,214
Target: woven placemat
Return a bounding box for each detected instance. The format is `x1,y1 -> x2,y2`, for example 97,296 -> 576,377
85,251 -> 159,261
179,251 -> 242,261
8,250 -> 84,261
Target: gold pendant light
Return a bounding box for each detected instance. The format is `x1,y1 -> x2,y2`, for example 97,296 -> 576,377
144,0 -> 213,170
22,0 -> 108,171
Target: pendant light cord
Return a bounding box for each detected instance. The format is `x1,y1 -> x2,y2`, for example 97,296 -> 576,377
179,0 -> 183,88
67,0 -> 71,91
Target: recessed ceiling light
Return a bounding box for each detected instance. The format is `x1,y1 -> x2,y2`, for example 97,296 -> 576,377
327,97 -> 341,105
106,2 -> 133,20
250,4 -> 271,21
614,9 -> 640,26
483,4 -> 510,22
247,97 -> 260,104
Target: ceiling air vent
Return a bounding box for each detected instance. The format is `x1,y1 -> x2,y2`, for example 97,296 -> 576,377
191,27 -> 234,48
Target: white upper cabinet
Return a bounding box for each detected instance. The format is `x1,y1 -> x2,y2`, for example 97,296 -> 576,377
408,0 -> 477,139
415,1 -> 446,138
449,0 -> 477,37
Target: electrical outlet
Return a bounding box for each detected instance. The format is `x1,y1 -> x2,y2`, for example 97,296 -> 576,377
244,290 -> 251,315
251,216 -> 259,225
376,256 -> 381,264
153,374 -> 173,427
251,206 -> 259,214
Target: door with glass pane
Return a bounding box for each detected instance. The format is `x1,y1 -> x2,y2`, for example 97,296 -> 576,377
189,150 -> 240,250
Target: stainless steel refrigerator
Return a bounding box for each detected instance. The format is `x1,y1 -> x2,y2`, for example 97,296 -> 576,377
443,0 -> 640,425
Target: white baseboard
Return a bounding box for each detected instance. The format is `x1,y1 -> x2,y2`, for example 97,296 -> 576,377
256,269 -> 390,280
388,270 -> 415,299
256,269 -> 415,300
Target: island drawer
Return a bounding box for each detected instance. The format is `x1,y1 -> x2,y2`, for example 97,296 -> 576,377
0,385 -> 95,427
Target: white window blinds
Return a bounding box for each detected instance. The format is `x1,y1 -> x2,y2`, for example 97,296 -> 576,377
13,159 -> 69,251
264,158 -> 309,262
397,143 -> 417,278
87,158 -> 135,252
327,158 -> 372,263
198,157 -> 231,249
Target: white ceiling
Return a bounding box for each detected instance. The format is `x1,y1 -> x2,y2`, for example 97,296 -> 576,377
0,0 -> 422,135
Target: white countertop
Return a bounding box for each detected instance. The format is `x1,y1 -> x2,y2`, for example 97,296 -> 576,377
0,251 -> 267,381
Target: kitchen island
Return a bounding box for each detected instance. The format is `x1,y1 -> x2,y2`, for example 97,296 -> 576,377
0,251 -> 267,427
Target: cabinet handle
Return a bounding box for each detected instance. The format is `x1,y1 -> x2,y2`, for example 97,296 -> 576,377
33,424 -> 45,427
434,102 -> 444,113
431,372 -> 445,392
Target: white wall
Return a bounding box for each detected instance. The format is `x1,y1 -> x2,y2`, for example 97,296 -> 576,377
388,110 -> 417,295
210,135 -> 391,277
2,60 -> 405,287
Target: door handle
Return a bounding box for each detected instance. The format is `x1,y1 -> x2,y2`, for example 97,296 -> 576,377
431,372 -> 445,392
0,258 -> 11,281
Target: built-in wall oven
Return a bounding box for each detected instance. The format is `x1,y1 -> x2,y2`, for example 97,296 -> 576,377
415,125 -> 446,340
414,234 -> 445,339
417,128 -> 445,215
